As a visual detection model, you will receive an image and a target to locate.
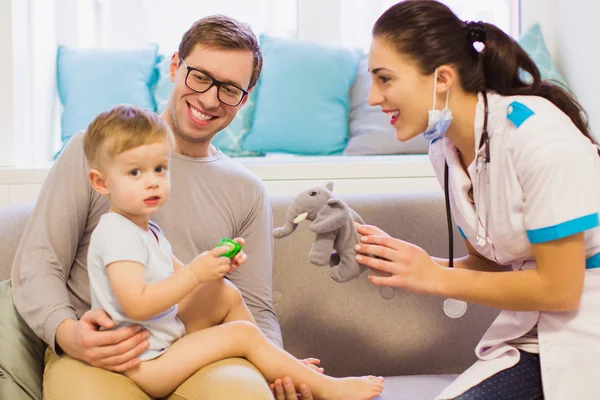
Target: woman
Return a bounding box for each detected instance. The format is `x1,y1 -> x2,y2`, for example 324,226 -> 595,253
356,1 -> 600,399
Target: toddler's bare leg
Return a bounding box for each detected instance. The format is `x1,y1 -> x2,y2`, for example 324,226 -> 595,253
125,321 -> 383,400
177,277 -> 254,333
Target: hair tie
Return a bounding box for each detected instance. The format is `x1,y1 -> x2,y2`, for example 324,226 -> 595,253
465,20 -> 486,44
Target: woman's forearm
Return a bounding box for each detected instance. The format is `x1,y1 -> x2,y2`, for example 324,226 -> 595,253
437,267 -> 581,312
432,254 -> 508,272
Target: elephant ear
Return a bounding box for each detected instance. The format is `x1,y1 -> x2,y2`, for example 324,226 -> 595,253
310,198 -> 349,234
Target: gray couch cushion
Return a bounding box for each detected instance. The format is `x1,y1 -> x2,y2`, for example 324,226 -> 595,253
271,192 -> 499,378
379,375 -> 457,399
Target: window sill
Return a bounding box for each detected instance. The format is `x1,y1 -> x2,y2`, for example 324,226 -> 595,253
0,154 -> 440,206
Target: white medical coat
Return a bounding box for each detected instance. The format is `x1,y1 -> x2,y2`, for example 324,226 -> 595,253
430,92 -> 600,400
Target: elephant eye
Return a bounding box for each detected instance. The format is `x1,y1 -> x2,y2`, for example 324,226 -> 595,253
309,191 -> 317,196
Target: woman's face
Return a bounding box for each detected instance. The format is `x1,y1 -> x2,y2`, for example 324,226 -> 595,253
368,37 -> 435,142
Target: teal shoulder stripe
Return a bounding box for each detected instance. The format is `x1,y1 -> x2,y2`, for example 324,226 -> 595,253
457,226 -> 467,239
507,101 -> 535,128
527,213 -> 600,244
586,252 -> 600,269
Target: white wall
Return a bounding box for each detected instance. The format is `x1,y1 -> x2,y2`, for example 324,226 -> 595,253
522,0 -> 597,134
0,0 -> 17,167
521,0 -> 557,57
554,0 -> 597,135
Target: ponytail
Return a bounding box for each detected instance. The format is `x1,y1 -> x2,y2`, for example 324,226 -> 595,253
479,23 -> 593,144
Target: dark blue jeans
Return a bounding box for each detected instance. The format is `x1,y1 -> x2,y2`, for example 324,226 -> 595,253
453,350 -> 543,400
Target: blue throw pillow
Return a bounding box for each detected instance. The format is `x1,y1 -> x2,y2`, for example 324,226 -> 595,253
153,55 -> 173,115
242,35 -> 362,155
152,56 -> 261,157
517,23 -> 567,85
57,44 -> 159,146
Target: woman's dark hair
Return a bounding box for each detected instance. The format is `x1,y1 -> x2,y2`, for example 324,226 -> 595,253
373,0 -> 594,144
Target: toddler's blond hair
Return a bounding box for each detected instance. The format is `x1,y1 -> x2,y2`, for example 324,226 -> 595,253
84,105 -> 173,169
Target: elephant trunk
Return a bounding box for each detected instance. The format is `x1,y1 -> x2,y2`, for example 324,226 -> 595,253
273,203 -> 304,239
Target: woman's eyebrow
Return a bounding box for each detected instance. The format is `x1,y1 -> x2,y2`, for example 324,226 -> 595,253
371,67 -> 393,74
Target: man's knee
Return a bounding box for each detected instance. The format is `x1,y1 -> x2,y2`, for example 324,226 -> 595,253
167,357 -> 271,400
43,348 -> 151,400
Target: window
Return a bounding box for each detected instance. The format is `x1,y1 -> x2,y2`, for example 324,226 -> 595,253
76,0 -> 298,51
340,0 -> 520,51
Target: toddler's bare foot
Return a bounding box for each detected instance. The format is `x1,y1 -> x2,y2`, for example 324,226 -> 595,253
329,375 -> 384,400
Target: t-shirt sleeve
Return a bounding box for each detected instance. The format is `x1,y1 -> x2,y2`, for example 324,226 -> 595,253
511,123 -> 600,244
98,218 -> 148,267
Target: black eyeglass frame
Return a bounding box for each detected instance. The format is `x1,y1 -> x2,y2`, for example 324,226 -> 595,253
180,59 -> 249,107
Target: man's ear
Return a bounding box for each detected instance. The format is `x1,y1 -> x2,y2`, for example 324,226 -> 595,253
435,65 -> 457,95
88,169 -> 109,196
240,87 -> 254,108
169,52 -> 180,82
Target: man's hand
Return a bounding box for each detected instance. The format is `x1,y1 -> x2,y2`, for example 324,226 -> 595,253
55,309 -> 150,372
271,377 -> 313,400
270,358 -> 321,400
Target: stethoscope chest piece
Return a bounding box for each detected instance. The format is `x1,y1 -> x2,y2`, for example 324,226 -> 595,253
443,298 -> 468,318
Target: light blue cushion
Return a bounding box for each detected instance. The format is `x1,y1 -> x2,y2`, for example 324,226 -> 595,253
242,35 -> 362,155
153,55 -> 173,115
517,23 -> 567,85
57,45 -> 159,146
153,56 -> 261,157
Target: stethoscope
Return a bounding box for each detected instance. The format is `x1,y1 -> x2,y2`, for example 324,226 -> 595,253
442,90 -> 490,318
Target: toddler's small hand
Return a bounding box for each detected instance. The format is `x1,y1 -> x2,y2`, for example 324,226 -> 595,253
230,237 -> 246,272
188,246 -> 231,283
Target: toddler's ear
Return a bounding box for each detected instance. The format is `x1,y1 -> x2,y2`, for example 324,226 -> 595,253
88,169 -> 109,196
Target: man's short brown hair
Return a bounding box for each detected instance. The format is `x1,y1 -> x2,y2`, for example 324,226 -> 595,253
178,15 -> 263,89
84,105 -> 172,169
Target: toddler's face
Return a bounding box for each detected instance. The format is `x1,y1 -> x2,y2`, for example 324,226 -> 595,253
104,140 -> 171,222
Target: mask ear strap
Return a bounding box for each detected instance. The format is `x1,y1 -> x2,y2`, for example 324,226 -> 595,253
432,68 -> 438,110
445,88 -> 450,110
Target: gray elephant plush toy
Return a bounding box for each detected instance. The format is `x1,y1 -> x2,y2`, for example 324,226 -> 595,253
273,182 -> 368,283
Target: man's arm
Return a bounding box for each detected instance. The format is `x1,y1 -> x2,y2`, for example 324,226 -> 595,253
11,133 -> 92,350
227,191 -> 283,347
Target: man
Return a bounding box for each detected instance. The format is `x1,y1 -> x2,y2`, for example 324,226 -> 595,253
11,15 -> 314,400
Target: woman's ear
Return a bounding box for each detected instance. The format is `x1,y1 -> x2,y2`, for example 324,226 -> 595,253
435,65 -> 457,95
88,169 -> 109,196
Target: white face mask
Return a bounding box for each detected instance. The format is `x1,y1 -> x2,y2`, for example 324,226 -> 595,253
421,68 -> 453,142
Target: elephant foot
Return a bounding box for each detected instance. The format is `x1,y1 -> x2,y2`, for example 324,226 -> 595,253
330,262 -> 368,283
309,253 -> 329,266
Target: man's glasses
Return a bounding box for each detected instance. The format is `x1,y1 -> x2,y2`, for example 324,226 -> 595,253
181,59 -> 248,107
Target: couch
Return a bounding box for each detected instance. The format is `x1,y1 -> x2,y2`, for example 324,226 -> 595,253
0,191 -> 499,399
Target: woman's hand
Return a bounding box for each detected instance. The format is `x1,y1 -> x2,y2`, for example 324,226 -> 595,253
355,222 -> 391,239
354,232 -> 445,295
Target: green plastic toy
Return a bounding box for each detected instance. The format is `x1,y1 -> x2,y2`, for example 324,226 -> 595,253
216,238 -> 242,258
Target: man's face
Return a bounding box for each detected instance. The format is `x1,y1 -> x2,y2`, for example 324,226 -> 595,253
165,45 -> 254,149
